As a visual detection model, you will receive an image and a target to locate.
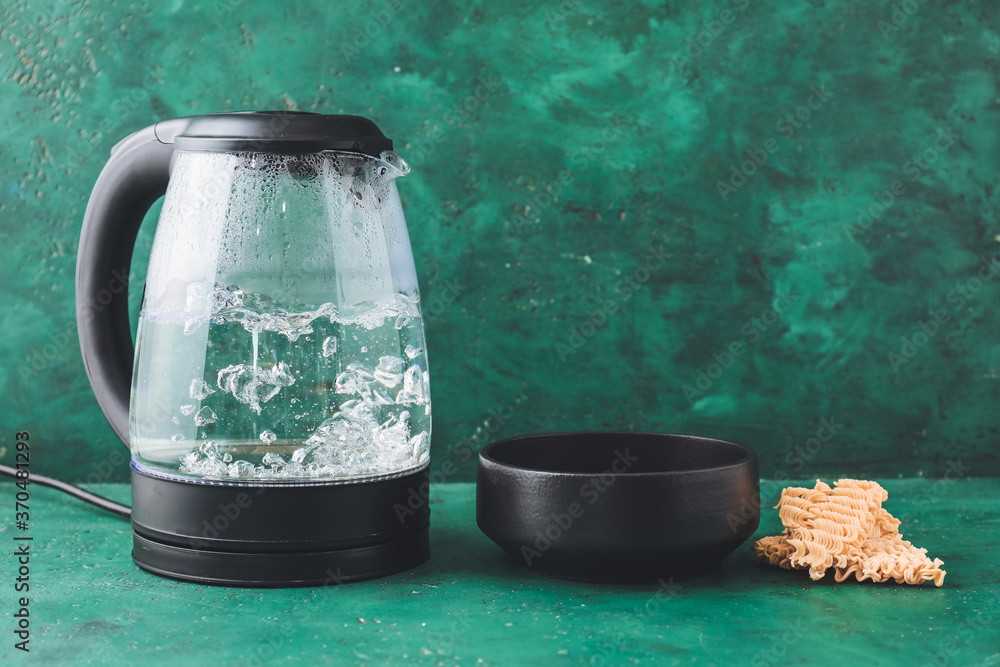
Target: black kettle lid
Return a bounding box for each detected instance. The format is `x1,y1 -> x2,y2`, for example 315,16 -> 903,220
166,111 -> 393,156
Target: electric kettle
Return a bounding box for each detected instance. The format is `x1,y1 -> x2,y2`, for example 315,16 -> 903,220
76,112 -> 431,586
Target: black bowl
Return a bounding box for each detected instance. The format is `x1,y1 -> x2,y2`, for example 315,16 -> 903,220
476,432 -> 759,583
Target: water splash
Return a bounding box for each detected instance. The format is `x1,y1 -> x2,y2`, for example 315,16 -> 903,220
141,284 -> 421,338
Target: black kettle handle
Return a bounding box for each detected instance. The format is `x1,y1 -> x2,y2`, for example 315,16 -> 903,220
75,118 -> 190,447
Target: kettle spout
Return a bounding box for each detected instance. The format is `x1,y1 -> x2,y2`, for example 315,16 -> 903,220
376,150 -> 410,180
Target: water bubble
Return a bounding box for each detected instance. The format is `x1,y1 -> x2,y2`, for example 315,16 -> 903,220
194,406 -> 217,426
179,404 -> 195,416
367,386 -> 394,407
217,362 -> 296,414
410,432 -> 430,460
222,452 -> 233,463
404,344 -> 422,359
179,448 -> 230,475
335,369 -> 367,394
262,452 -> 286,468
396,365 -> 428,406
260,430 -> 277,445
373,355 -> 404,388
228,460 -> 256,477
322,336 -> 338,357
291,444 -> 317,464
198,440 -> 219,458
190,378 -> 215,400
346,361 -> 374,379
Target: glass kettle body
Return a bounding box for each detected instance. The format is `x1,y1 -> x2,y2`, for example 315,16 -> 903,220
76,112 -> 431,586
132,147 -> 430,483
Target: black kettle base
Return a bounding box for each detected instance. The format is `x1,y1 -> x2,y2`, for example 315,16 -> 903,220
132,529 -> 429,588
129,465 -> 430,588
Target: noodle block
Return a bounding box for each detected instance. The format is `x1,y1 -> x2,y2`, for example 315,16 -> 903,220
752,478 -> 946,586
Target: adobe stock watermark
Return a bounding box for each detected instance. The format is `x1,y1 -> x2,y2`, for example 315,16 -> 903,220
18,265 -> 131,383
750,620 -> 806,667
243,567 -> 354,667
76,448 -> 130,486
54,67 -> 165,171
728,417 -> 844,533
590,577 -> 683,666
555,244 -> 671,362
187,487 -> 268,550
184,112 -> 300,211
887,254 -> 999,372
780,417 -> 843,476
671,0 -> 753,70
271,243 -> 464,325
520,449 -> 638,566
911,459 -> 970,510
844,124 -> 961,242
406,72 -> 504,167
717,84 -> 833,201
6,3 -> 62,42
393,403 -> 515,523
190,0 -> 400,58
922,593 -> 1000,667
422,277 -> 466,321
544,0 -> 584,30
339,0 -> 406,63
877,0 -> 926,40
507,114 -> 634,236
421,610 -> 472,657
682,289 -> 798,405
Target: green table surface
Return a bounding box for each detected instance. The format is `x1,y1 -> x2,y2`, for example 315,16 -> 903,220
1,479 -> 998,666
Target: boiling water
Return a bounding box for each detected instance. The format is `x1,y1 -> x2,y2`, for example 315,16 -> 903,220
130,282 -> 430,482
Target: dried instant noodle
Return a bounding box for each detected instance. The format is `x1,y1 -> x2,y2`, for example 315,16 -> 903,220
752,479 -> 946,586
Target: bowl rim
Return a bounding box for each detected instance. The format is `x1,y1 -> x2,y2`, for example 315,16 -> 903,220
478,431 -> 756,478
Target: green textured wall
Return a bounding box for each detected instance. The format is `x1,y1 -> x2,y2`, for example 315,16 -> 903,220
1,0 -> 998,484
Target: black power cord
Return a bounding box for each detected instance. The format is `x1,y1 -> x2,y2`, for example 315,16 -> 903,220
0,463 -> 131,519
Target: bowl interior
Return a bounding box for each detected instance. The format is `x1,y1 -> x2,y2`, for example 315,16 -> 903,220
482,432 -> 751,475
